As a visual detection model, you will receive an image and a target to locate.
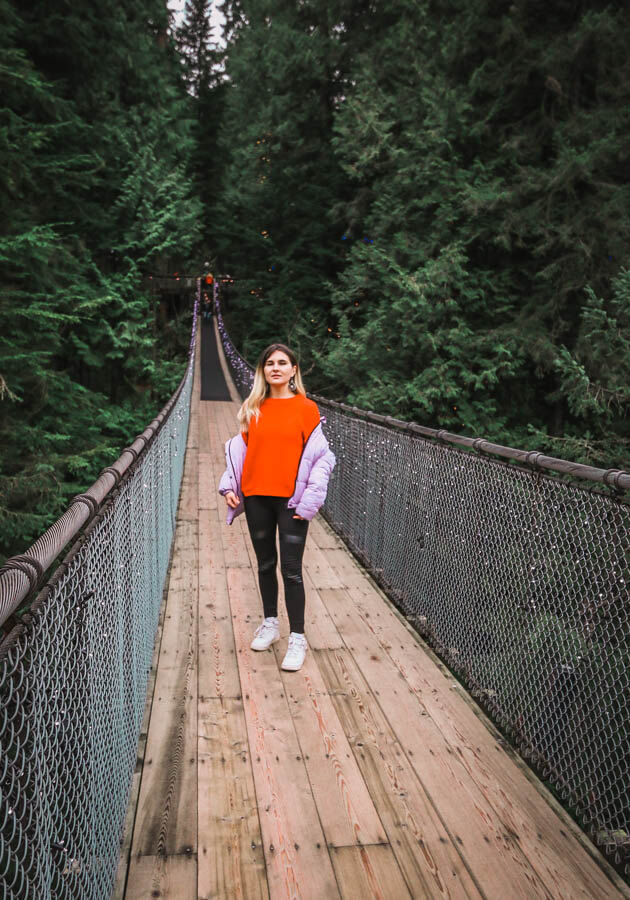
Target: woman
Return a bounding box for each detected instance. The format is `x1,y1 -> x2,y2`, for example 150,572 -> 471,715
218,343 -> 335,672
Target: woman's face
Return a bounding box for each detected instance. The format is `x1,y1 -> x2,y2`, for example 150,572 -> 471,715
264,351 -> 296,388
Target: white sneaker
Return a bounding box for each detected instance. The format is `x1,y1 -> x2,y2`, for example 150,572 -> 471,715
281,633 -> 308,671
250,617 -> 280,651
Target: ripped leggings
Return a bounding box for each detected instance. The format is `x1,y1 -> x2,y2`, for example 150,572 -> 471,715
243,495 -> 309,634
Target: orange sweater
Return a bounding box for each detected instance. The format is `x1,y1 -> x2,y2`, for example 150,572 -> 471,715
241,395 -> 321,497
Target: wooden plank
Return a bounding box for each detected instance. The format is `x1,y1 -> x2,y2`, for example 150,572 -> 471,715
316,647 -> 482,899
125,853 -> 197,900
315,533 -> 628,899
154,520 -> 198,672
318,594 -> 555,897
198,451 -> 217,510
129,521 -> 198,859
309,542 -> 390,619
197,401 -> 212,451
212,401 -> 254,572
213,412 -> 252,570
302,568 -> 345,651
218,403 -> 243,463
221,513 -> 253,568
317,588 -> 613,899
302,540 -> 344,589
198,398 -> 245,677
129,687 -> 198,858
311,516 -> 344,550
216,399 -> 234,456
113,768 -> 142,899
197,697 -> 268,900
198,506 -> 242,700
227,564 -> 340,899
187,384 -> 200,451
329,844 -> 412,900
277,645 -> 388,848
213,398 -> 232,438
177,447 -> 199,522
207,407 -> 225,457
196,393 -> 268,897
207,408 -> 229,496
113,569 -> 171,900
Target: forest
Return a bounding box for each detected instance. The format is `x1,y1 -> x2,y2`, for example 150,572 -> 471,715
1,0 -> 629,562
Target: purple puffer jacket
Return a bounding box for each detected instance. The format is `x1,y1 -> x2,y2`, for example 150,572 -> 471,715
218,419 -> 335,525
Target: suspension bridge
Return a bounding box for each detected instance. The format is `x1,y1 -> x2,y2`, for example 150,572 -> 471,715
0,284 -> 628,899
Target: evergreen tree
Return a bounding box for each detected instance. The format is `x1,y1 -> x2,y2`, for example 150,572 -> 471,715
175,0 -> 228,259
176,0 -> 216,97
317,0 -> 630,468
211,0 -> 349,371
0,0 -> 201,559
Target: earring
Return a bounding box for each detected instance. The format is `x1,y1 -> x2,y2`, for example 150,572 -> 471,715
289,375 -> 296,392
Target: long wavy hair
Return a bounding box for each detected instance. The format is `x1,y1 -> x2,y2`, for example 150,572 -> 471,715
237,343 -> 306,430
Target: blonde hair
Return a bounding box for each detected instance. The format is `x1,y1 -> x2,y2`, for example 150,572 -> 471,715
237,343 -> 306,430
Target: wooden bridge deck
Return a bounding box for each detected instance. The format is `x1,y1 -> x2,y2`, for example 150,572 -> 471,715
116,330 -> 627,899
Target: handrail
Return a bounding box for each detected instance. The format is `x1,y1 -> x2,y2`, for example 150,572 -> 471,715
309,396 -> 630,494
0,287 -> 200,629
214,293 -> 630,494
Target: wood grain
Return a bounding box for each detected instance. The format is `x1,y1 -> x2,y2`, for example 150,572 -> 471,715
277,645 -> 388,849
329,844 -> 413,900
317,589 -> 557,898
124,853 -> 197,900
178,447 -> 199,522
198,506 -> 242,701
198,450 -> 218,510
226,562 -> 340,899
119,332 -> 627,900
301,569 -> 345,650
198,697 -> 268,899
129,522 -> 198,856
317,647 -> 482,899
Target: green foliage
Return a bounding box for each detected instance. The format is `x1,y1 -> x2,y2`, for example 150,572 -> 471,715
0,0 -> 200,561
175,0 -> 228,262
316,0 -> 630,468
554,269 -> 630,422
3,0 -> 630,561
210,0 -> 349,370
209,0 -> 630,472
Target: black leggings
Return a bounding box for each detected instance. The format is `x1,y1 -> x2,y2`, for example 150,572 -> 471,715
243,495 -> 309,634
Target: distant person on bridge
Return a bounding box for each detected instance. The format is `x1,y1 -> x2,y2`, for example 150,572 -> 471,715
218,344 -> 335,672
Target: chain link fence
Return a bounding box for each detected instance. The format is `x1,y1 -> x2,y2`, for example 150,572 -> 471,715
0,292 -> 198,898
215,296 -> 630,878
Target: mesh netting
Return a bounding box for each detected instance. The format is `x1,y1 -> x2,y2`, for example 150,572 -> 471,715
0,306 -> 196,898
215,298 -> 630,876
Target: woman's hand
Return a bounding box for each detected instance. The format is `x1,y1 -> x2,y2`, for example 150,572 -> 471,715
225,491 -> 239,509
292,514 -> 305,520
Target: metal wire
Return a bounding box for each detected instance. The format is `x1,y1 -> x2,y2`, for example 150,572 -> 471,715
215,297 -> 630,877
0,293 -> 198,899
0,309 -> 199,629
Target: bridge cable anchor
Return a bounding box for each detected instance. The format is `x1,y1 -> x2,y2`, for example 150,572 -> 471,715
71,494 -> 100,519
100,466 -> 122,486
603,469 -> 626,494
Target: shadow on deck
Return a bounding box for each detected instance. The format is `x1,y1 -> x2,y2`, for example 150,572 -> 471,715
115,325 -> 627,899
